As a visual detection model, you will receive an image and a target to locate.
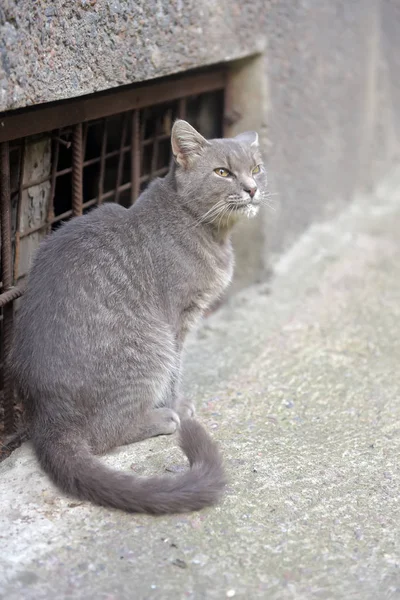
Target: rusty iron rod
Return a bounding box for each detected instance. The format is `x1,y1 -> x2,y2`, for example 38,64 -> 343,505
13,145 -> 133,193
0,283 -> 25,308
0,141 -> 15,433
47,134 -> 60,233
1,144 -> 13,289
52,136 -> 71,148
72,123 -> 83,217
131,110 -> 140,204
150,118 -> 160,181
13,140 -> 26,281
178,97 -> 187,120
98,119 -> 108,204
142,134 -> 170,147
82,123 -> 88,159
115,114 -> 129,204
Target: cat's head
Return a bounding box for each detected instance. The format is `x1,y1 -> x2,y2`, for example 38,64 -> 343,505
170,120 -> 267,230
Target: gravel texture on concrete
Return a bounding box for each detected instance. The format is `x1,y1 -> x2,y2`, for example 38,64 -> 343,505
1,171 -> 400,599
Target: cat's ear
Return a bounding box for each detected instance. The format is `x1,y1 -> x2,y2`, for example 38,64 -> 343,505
235,131 -> 259,147
171,120 -> 209,168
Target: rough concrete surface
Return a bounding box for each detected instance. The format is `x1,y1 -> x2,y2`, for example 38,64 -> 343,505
0,0 -> 267,110
1,170 -> 400,599
264,0 -> 400,254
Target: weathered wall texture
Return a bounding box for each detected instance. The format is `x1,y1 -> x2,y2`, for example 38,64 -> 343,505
0,0 -> 267,110
1,0 -> 400,281
263,0 -> 400,258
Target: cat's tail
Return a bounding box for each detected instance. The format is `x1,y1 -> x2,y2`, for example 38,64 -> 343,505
33,419 -> 227,514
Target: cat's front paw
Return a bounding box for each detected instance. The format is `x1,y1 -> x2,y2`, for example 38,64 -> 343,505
153,407 -> 181,434
178,401 -> 196,420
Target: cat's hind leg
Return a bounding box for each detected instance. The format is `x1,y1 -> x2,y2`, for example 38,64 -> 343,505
91,391 -> 181,453
119,406 -> 181,445
164,349 -> 196,419
90,357 -> 181,453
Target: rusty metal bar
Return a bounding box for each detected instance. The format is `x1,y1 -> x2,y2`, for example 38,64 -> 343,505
0,283 -> 25,308
150,118 -> 160,181
140,167 -> 169,184
0,69 -> 227,143
94,183 -> 131,203
53,136 -> 71,148
82,122 -> 88,160
178,97 -> 187,120
83,146 -> 131,169
0,144 -> 13,291
13,139 -> 26,281
115,113 -> 129,204
131,110 -> 140,204
13,172 -> 62,192
142,134 -> 170,147
98,118 -> 108,204
48,209 -> 73,226
18,222 -> 50,240
87,184 -> 133,211
72,123 -> 83,217
0,141 -> 15,433
17,145 -> 132,190
47,134 -> 60,233
19,177 -> 136,238
49,187 -> 132,226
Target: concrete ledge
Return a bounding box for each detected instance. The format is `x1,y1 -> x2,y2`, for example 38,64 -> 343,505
0,0 -> 266,111
1,170 -> 400,599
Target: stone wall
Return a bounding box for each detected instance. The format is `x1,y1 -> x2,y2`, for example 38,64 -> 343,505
0,0 -> 267,110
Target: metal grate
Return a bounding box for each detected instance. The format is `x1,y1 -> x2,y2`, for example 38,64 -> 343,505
0,69 -> 225,450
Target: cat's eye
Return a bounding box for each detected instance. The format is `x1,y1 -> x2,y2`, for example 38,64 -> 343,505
214,168 -> 231,178
252,165 -> 262,175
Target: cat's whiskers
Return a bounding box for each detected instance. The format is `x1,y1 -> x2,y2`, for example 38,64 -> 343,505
199,200 -> 226,224
188,199 -> 227,229
259,191 -> 278,212
227,204 -> 238,225
216,204 -> 231,232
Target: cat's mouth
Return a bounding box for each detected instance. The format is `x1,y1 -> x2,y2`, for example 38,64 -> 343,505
229,202 -> 259,218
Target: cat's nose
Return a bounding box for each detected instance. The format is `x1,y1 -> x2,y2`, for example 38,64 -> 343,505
247,186 -> 257,198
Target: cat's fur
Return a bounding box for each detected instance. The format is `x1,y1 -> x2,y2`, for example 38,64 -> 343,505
10,120 -> 267,514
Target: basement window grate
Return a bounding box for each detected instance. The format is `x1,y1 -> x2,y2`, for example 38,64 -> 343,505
0,68 -> 226,452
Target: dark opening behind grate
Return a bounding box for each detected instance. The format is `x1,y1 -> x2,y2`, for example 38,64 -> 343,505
0,69 -> 225,454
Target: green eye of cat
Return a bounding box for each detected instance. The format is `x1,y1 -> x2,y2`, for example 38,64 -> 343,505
214,168 -> 230,178
252,165 -> 261,174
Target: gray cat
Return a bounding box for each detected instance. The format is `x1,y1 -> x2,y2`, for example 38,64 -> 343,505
10,120 -> 266,514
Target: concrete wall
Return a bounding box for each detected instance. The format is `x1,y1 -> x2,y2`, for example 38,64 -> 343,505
1,0 -> 400,286
0,0 -> 267,110
263,0 -> 400,258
